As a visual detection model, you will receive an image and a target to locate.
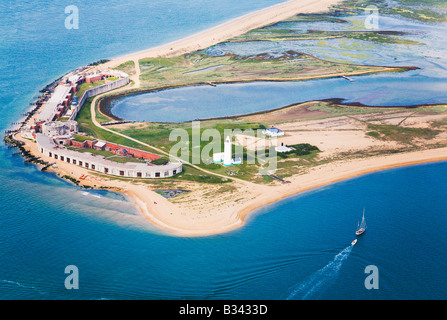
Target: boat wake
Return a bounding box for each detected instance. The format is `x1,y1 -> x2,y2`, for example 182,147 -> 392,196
286,245 -> 353,300
0,279 -> 46,295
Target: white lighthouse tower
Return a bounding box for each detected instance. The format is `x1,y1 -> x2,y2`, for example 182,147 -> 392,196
223,136 -> 232,166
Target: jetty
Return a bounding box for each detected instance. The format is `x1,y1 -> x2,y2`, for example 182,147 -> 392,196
101,120 -> 136,126
342,75 -> 355,82
269,174 -> 291,184
41,162 -> 56,171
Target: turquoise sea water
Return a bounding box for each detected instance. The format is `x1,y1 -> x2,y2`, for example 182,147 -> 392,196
1,1 -> 447,300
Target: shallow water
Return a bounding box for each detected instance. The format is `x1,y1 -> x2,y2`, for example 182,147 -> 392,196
110,70 -> 447,122
110,14 -> 447,122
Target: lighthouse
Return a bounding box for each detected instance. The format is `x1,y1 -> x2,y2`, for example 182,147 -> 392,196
223,136 -> 232,166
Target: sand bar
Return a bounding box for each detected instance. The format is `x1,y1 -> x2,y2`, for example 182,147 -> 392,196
103,0 -> 343,69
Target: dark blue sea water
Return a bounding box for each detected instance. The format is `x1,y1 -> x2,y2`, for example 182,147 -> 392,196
1,1 -> 446,300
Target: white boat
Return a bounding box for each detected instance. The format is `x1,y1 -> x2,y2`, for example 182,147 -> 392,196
351,239 -> 357,246
355,209 -> 367,236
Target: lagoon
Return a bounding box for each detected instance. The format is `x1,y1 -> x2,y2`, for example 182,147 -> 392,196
110,71 -> 447,123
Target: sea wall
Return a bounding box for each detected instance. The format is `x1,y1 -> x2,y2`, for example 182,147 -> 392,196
36,134 -> 182,179
70,76 -> 130,120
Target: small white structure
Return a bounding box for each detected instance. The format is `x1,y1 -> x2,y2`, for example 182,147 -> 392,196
275,145 -> 294,153
223,136 -> 232,166
94,141 -> 107,150
263,127 -> 285,137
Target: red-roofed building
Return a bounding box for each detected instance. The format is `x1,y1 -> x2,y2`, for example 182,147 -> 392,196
104,142 -> 160,160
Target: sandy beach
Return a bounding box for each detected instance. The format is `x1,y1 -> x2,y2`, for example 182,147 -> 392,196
102,0 -> 343,69
15,0 -> 447,236
16,129 -> 447,237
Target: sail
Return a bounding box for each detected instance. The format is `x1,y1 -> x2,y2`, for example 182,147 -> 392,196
361,210 -> 366,229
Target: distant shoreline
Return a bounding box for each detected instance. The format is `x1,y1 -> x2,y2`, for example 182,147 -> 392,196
101,0 -> 345,69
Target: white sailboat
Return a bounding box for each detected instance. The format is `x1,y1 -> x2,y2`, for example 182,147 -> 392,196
355,209 -> 367,236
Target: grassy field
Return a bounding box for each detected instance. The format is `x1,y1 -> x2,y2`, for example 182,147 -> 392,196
229,28 -> 420,45
138,51 -> 403,89
366,123 -> 441,145
111,120 -> 268,181
79,93 -> 447,184
105,114 -> 326,183
114,60 -> 136,76
72,134 -> 96,142
75,81 -> 106,99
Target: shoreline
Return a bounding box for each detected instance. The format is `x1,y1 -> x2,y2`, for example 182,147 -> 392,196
11,129 -> 447,237
127,147 -> 447,237
11,0 -> 447,237
102,0 -> 344,69
238,152 -> 447,224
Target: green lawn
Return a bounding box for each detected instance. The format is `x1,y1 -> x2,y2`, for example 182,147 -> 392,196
111,120 -> 323,183
66,146 -> 147,164
73,134 -> 96,142
75,81 -> 106,99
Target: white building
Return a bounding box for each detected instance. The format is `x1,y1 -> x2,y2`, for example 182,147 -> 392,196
275,145 -> 294,153
213,136 -> 242,166
262,127 -> 285,137
42,121 -> 68,137
36,134 -> 182,179
223,136 -> 232,166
